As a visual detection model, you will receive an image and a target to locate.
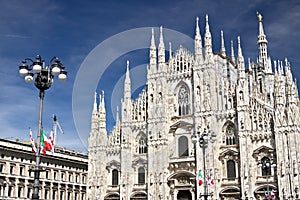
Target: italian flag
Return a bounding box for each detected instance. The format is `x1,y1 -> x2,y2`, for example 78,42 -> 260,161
41,130 -> 54,155
197,171 -> 203,186
29,129 -> 37,154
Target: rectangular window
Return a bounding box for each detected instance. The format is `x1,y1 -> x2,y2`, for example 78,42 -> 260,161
52,190 -> 56,200
44,190 -> 48,199
0,163 -> 5,173
10,165 -> 14,174
18,187 -> 22,198
60,191 -> 64,200
8,186 -> 12,197
61,172 -> 65,181
54,171 -> 57,179
20,166 -> 24,176
27,188 -> 31,198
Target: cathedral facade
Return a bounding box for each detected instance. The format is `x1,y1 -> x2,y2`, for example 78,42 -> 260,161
87,14 -> 300,200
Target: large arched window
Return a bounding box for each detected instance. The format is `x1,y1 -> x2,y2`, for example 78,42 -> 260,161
138,167 -> 145,184
178,85 -> 190,116
225,124 -> 236,145
261,157 -> 271,176
178,136 -> 189,157
227,160 -> 236,178
112,169 -> 118,185
136,133 -> 147,154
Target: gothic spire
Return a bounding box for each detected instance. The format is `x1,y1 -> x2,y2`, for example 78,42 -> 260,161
93,91 -> 98,113
150,28 -> 157,68
169,42 -> 172,60
99,90 -> 105,113
116,106 -> 119,123
194,17 -> 203,63
220,30 -> 226,57
158,26 -> 165,64
98,90 -> 106,130
124,60 -> 131,100
204,15 -> 213,61
237,36 -> 244,64
257,12 -> 268,66
231,40 -> 236,64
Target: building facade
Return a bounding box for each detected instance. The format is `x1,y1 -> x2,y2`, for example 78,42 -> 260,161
87,14 -> 300,200
0,139 -> 88,200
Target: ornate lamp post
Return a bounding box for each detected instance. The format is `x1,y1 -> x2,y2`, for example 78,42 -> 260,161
18,55 -> 67,199
258,159 -> 276,200
196,128 -> 217,200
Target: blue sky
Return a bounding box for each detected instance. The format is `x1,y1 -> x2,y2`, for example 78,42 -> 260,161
0,0 -> 299,152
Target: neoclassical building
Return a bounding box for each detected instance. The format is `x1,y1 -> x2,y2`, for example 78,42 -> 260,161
87,14 -> 300,200
0,138 -> 88,200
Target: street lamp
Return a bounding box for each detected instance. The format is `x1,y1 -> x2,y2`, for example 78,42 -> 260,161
198,128 -> 217,200
258,159 -> 276,200
18,55 -> 67,199
192,133 -> 198,199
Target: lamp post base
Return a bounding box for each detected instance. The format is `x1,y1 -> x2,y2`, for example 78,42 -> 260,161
32,194 -> 39,199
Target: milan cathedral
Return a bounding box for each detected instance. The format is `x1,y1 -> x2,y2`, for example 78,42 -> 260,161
87,13 -> 300,200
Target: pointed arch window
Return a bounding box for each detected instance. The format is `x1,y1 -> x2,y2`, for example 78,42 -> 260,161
225,124 -> 236,145
112,169 -> 118,185
138,167 -> 145,184
227,160 -> 236,178
136,133 -> 147,154
178,85 -> 190,116
178,136 -> 189,157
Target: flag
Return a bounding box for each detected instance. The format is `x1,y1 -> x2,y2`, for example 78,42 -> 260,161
197,171 -> 203,186
29,129 -> 37,154
41,130 -> 53,155
270,189 -> 276,199
206,174 -> 214,185
48,130 -> 55,155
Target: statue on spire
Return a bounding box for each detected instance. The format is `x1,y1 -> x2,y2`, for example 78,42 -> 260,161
256,11 -> 263,22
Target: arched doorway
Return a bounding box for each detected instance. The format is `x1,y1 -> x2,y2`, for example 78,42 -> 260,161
177,190 -> 192,200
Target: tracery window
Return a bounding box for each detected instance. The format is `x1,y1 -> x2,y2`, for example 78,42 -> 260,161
178,136 -> 189,157
227,160 -> 236,178
138,167 -> 145,184
178,85 -> 190,116
112,169 -> 118,185
225,124 -> 236,145
136,133 -> 147,154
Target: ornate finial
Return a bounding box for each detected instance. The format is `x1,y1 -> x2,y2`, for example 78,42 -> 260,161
257,11 -> 263,22
126,60 -> 129,68
196,17 -> 199,23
